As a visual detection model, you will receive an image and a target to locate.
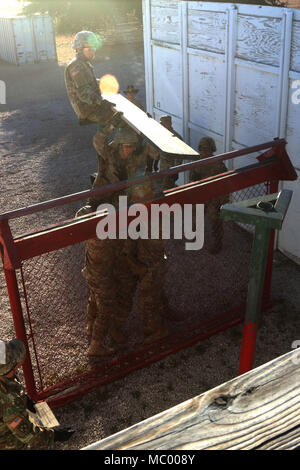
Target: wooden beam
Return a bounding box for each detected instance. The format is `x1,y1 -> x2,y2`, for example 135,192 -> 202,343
82,349 -> 300,450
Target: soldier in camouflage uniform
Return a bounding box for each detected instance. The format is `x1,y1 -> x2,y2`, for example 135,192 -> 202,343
76,128 -> 169,356
65,31 -> 120,137
0,339 -> 74,449
189,137 -> 229,254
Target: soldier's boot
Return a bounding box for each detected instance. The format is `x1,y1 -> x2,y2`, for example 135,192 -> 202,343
143,325 -> 169,345
88,338 -> 114,357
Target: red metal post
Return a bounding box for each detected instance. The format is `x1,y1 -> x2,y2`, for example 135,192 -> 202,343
238,323 -> 258,374
0,220 -> 38,400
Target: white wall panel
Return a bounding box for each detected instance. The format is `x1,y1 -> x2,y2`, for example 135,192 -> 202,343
152,44 -> 182,117
189,52 -> 225,135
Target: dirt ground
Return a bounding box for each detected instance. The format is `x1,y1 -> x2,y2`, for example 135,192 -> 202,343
0,37 -> 299,450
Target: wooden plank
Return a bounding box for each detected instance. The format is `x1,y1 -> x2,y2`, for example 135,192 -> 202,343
151,0 -> 180,45
82,349 -> 300,450
152,45 -> 183,117
187,9 -> 227,53
103,93 -> 195,157
236,15 -> 282,67
233,65 -> 279,147
291,19 -> 300,73
188,53 -> 225,135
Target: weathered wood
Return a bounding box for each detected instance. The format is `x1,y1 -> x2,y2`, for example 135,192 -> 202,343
233,64 -> 278,148
82,350 -> 300,450
152,45 -> 183,116
103,93 -> 196,157
236,15 -> 282,67
188,53 -> 225,135
151,1 -> 180,45
188,9 -> 226,53
291,19 -> 300,73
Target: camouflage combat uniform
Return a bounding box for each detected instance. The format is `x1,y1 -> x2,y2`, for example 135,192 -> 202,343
65,53 -> 115,126
78,130 -> 168,355
0,376 -> 54,450
0,339 -> 54,450
189,137 -> 229,253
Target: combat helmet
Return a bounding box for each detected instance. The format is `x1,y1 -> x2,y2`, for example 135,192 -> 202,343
0,338 -> 26,375
113,128 -> 139,146
124,85 -> 139,95
72,31 -> 100,50
160,115 -> 172,125
198,136 -> 216,153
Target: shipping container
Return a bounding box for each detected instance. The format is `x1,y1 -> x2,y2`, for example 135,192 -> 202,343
142,0 -> 300,264
31,15 -> 57,63
0,15 -> 57,65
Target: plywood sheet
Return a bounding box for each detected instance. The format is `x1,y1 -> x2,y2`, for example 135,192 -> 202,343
187,9 -> 226,53
151,0 -> 180,44
152,45 -> 183,117
233,64 -> 279,147
188,53 -> 226,136
236,15 -> 282,67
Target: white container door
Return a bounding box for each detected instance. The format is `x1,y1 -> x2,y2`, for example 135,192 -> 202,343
12,17 -> 35,64
32,15 -> 57,62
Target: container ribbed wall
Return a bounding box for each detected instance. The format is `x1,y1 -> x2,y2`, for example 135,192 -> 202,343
0,15 -> 57,65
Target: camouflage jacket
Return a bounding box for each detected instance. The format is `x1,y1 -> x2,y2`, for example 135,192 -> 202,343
190,158 -> 227,181
91,132 -> 154,208
0,375 -> 54,450
65,54 -> 104,121
190,157 -> 229,206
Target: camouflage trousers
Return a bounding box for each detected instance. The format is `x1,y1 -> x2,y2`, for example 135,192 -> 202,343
83,237 -> 167,345
206,201 -> 224,252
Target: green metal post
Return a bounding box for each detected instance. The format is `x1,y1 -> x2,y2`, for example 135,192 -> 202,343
220,190 -> 293,376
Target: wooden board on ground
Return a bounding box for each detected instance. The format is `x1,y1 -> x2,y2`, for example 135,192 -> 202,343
82,349 -> 300,450
103,93 -> 199,160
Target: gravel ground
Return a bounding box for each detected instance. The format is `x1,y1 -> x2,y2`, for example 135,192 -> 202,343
0,41 -> 299,450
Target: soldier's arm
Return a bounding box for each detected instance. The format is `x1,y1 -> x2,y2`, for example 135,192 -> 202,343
2,394 -> 54,449
68,63 -> 102,106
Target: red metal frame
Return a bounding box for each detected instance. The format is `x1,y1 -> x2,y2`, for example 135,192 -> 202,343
0,139 -> 297,406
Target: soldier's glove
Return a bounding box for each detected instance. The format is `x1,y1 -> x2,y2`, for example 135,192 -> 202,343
25,394 -> 36,413
53,427 -> 75,442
